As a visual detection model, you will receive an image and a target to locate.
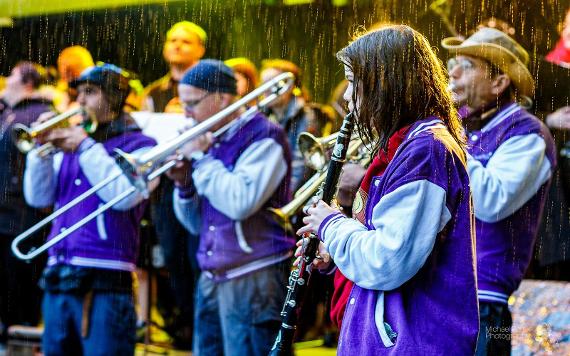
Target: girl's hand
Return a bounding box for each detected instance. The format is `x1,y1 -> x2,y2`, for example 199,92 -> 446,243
293,237 -> 332,271
296,199 -> 340,237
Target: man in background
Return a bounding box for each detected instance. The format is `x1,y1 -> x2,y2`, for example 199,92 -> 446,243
142,21 -> 206,113
0,62 -> 52,344
140,21 -> 207,348
444,28 -> 557,355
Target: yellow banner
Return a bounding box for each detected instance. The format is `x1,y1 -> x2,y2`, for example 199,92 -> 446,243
0,0 -> 186,18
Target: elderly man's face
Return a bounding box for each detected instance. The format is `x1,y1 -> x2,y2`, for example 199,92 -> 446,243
163,28 -> 205,68
178,84 -> 225,122
447,55 -> 498,111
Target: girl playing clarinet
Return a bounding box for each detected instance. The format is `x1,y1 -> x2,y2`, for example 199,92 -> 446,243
297,24 -> 479,355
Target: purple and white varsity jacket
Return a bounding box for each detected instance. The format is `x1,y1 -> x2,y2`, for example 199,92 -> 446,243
463,102 -> 557,304
318,118 -> 479,355
173,112 -> 295,281
24,123 -> 157,272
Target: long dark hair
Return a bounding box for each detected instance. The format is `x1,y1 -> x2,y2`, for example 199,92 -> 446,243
337,25 -> 465,156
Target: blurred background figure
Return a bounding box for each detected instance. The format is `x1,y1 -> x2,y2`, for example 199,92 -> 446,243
138,21 -> 207,350
546,8 -> 570,66
142,21 -> 206,113
0,61 -> 52,346
530,7 -> 570,282
225,57 -> 259,98
260,59 -> 332,191
57,46 -> 95,86
55,46 -> 95,111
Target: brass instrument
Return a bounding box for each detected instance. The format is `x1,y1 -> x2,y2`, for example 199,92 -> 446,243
270,138 -> 369,231
11,72 -> 295,261
11,107 -> 97,156
297,131 -> 339,172
298,130 -> 365,173
294,129 -> 366,200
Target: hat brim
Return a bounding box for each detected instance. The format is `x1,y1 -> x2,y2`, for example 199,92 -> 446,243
442,37 -> 534,98
68,78 -> 85,89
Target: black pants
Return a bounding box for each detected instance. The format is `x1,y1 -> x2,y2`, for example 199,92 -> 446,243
150,180 -> 198,346
475,301 -> 512,356
0,234 -> 45,340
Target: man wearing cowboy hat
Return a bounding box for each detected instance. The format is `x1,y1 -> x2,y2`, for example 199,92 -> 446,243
443,28 -> 557,355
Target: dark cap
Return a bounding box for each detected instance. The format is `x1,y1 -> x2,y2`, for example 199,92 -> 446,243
70,63 -> 131,98
180,59 -> 237,95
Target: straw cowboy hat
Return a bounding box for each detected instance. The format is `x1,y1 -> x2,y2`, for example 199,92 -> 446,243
442,27 -> 534,98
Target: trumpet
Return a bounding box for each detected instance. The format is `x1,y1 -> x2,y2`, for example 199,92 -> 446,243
12,72 -> 295,261
269,138 -> 369,231
11,107 -> 97,156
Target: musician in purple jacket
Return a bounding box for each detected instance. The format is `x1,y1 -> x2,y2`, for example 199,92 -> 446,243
443,28 -> 557,355
298,25 -> 479,355
167,59 -> 294,356
23,63 -> 157,355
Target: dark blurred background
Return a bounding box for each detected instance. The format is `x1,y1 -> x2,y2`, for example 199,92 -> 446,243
0,0 -> 567,103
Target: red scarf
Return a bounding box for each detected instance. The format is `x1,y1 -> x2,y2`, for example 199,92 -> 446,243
329,125 -> 410,329
546,38 -> 570,65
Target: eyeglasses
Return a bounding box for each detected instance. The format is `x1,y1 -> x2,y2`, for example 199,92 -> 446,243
447,57 -> 504,78
182,93 -> 211,110
447,57 -> 476,72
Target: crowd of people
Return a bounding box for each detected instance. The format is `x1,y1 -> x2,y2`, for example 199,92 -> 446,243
0,12 -> 569,356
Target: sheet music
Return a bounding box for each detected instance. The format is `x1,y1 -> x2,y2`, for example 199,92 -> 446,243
130,111 -> 195,144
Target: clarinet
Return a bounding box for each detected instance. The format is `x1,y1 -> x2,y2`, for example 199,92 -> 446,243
269,112 -> 355,356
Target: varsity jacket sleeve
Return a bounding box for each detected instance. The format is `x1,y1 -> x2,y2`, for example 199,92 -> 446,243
191,137 -> 288,221
467,133 -> 552,222
78,138 -> 159,211
172,187 -> 201,235
319,179 -> 451,291
23,150 -> 63,208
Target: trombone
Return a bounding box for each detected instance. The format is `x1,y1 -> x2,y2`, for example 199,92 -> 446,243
11,72 -> 295,261
11,107 -> 97,157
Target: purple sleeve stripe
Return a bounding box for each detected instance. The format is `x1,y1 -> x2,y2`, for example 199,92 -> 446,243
77,137 -> 96,153
318,264 -> 337,275
177,185 -> 196,199
318,213 -> 345,242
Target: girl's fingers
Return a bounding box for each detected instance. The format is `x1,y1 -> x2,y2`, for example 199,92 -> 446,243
296,225 -> 313,236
